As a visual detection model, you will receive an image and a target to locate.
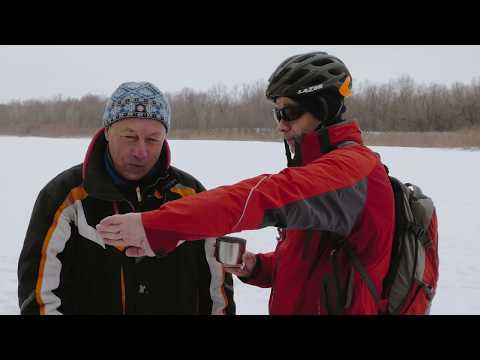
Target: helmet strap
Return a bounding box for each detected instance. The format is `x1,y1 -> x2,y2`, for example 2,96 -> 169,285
284,139 -> 302,167
319,99 -> 345,128
334,100 -> 344,118
318,96 -> 329,127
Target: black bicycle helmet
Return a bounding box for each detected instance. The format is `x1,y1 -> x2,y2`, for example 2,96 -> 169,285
266,51 -> 352,100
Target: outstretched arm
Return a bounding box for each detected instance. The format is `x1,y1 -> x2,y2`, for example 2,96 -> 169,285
97,148 -> 376,256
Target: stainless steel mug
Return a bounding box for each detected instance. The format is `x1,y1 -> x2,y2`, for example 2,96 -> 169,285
215,236 -> 246,266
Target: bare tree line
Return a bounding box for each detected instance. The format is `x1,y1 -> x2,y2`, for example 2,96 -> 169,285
1,75 -> 479,136
347,75 -> 480,132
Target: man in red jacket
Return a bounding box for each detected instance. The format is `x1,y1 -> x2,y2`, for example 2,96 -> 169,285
96,52 -> 395,315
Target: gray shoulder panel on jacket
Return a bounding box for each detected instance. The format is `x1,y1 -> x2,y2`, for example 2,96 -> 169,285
262,178 -> 368,236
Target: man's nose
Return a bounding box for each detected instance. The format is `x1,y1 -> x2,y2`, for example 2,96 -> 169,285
132,140 -> 148,159
277,119 -> 291,133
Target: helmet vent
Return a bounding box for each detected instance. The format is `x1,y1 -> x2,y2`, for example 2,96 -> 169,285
285,69 -> 309,85
328,68 -> 344,76
294,54 -> 316,63
272,67 -> 290,83
304,75 -> 328,87
278,55 -> 296,69
311,58 -> 334,67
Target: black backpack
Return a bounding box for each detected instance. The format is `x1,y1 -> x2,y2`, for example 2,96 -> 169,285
332,168 -> 439,314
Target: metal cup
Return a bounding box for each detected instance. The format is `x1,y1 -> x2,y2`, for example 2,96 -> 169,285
215,236 -> 246,267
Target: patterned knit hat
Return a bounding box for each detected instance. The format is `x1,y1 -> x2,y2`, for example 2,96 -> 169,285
102,82 -> 171,132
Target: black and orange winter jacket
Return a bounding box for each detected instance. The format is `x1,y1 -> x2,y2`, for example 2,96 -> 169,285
138,120 -> 395,314
18,128 -> 235,315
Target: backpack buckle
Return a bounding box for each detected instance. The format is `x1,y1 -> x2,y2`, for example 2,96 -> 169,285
411,224 -> 426,239
409,223 -> 431,248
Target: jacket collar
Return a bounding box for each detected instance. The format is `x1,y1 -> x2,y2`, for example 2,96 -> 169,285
286,120 -> 364,167
81,127 -> 172,201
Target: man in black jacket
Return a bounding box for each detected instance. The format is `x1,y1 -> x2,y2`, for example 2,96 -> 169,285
17,81 -> 235,315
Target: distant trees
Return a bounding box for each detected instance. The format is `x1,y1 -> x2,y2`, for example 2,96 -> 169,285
0,76 -> 479,136
347,75 -> 480,132
0,94 -> 106,134
168,80 -> 271,130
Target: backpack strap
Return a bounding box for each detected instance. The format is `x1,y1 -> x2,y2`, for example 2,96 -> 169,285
321,233 -> 355,314
327,237 -> 380,314
344,265 -> 355,309
330,245 -> 346,314
342,241 -> 381,303
322,274 -> 335,315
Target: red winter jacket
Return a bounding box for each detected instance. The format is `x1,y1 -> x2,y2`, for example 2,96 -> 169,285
141,120 -> 395,314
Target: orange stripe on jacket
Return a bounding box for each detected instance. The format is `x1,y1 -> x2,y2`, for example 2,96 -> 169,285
35,186 -> 88,315
170,185 -> 197,198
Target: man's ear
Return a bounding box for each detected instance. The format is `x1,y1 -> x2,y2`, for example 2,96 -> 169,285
104,128 -> 109,142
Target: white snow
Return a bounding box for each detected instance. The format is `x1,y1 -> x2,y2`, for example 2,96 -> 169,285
1,136 -> 479,314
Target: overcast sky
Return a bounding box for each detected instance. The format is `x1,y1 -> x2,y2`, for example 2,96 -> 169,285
1,45 -> 480,103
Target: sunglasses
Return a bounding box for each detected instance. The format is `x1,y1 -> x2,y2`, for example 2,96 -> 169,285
272,105 -> 307,123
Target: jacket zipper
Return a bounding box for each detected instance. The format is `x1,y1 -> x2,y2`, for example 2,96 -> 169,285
136,186 -> 142,203
115,184 -> 162,314
113,200 -> 136,315
120,266 -> 126,314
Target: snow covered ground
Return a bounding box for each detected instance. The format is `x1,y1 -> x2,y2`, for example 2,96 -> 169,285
1,135 -> 479,314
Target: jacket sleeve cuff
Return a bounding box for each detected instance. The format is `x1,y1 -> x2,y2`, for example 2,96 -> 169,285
142,213 -> 180,254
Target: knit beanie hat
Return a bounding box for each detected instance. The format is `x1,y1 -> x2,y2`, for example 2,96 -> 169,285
102,82 -> 171,132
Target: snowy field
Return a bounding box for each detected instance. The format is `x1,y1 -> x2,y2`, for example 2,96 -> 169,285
1,135 -> 479,315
